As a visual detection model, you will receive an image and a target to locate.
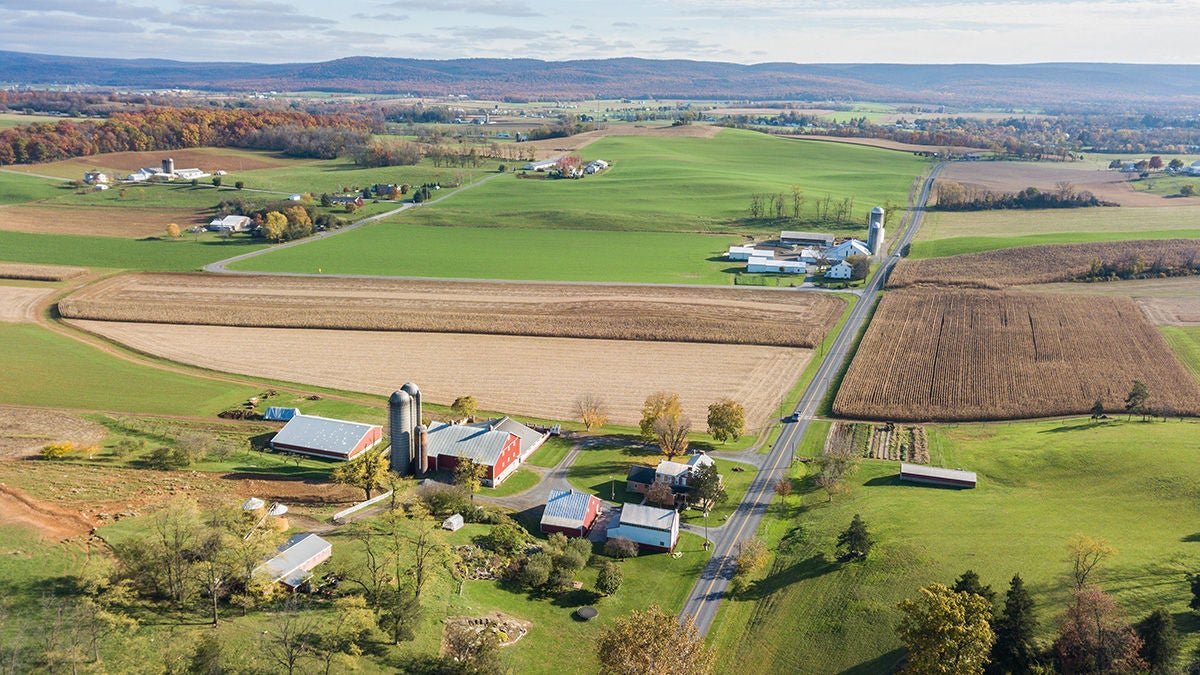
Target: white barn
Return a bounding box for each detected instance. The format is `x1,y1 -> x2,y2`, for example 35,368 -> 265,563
728,246 -> 774,261
606,503 -> 680,552
823,239 -> 872,261
747,257 -> 806,274
826,261 -> 854,280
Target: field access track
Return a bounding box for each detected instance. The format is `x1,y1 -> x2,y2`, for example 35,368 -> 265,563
833,288 -> 1200,421
59,273 -> 846,348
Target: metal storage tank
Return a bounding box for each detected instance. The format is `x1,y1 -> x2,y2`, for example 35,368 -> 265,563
162,158 -> 175,175
867,206 -> 886,256
388,382 -> 424,475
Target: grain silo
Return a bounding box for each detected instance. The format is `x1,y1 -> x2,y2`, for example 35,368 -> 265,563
867,206 -> 886,256
388,382 -> 423,476
162,158 -> 175,175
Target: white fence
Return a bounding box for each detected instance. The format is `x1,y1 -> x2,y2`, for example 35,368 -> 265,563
331,490 -> 393,523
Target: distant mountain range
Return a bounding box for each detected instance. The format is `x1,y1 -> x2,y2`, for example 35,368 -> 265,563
4,50 -> 1199,110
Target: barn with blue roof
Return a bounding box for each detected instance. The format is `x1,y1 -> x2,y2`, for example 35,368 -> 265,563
540,488 -> 603,537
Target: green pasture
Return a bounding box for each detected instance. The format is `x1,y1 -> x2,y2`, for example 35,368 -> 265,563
0,229 -> 266,270
1163,326 -> 1200,383
1130,173 -> 1200,197
231,221 -> 741,283
710,417 -> 1200,674
0,169 -> 69,204
0,323 -> 258,415
909,228 -> 1200,258
0,112 -> 64,128
396,129 -> 925,235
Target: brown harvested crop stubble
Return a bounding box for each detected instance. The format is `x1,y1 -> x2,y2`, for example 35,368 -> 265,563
888,239 -> 1200,290
832,289 -> 1200,422
0,263 -> 87,281
58,273 -> 846,348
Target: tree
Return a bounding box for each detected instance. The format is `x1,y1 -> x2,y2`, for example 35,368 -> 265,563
453,458 -> 487,494
1124,380 -> 1150,421
1067,534 -> 1116,590
451,395 -> 478,420
846,254 -> 870,280
687,462 -> 727,515
166,222 -> 180,238
263,598 -> 315,675
146,445 -> 191,470
377,589 -> 423,645
1149,155 -> 1164,170
773,477 -> 792,513
604,537 -> 639,559
189,632 -> 223,675
1170,158 -> 1186,170
1136,607 -> 1179,674
575,393 -> 609,431
597,561 -> 623,596
331,451 -> 391,500
645,480 -> 677,508
260,210 -> 288,242
1090,399 -> 1105,420
518,552 -> 554,588
653,414 -> 691,461
815,434 -> 860,502
1182,184 -> 1197,197
734,538 -> 769,576
1189,572 -> 1200,613
991,574 -> 1039,675
952,570 -> 996,607
408,526 -> 444,599
896,583 -> 995,675
234,180 -> 244,190
706,398 -> 746,443
442,621 -> 506,674
212,176 -> 222,187
1054,586 -> 1146,674
40,442 -> 74,460
837,513 -> 873,561
639,391 -> 682,442
595,605 -> 715,675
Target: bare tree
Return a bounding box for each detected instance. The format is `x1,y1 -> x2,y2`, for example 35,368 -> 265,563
653,415 -> 691,461
574,394 -> 609,431
263,598 -> 314,675
1067,534 -> 1116,590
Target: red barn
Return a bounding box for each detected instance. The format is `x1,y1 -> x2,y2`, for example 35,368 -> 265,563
427,421 -> 521,486
270,414 -> 383,461
540,489 -> 603,537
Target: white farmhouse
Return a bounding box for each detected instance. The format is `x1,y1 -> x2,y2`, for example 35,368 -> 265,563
826,261 -> 854,280
606,503 -> 680,552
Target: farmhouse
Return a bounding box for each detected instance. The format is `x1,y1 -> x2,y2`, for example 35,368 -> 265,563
823,239 -> 872,261
900,463 -> 977,489
780,230 -> 835,248
253,533 -> 332,591
83,171 -> 108,184
476,417 -> 549,461
207,215 -> 254,233
627,452 -> 717,503
329,195 -> 364,207
583,159 -> 609,174
426,420 -> 521,487
825,261 -> 854,280
270,414 -> 383,461
728,245 -> 774,261
747,257 -> 806,274
540,488 -> 603,537
606,503 -> 680,553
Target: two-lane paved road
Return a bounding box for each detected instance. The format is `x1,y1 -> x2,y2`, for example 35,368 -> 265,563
680,163 -> 944,634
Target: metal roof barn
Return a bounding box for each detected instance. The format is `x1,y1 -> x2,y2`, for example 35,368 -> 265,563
900,463 -> 977,488
254,533 -> 332,590
477,417 -> 549,461
270,414 -> 382,461
540,489 -> 602,536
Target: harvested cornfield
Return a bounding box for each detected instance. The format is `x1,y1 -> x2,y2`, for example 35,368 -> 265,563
889,239 -> 1200,289
833,289 -> 1200,421
59,273 -> 846,348
0,263 -> 86,281
69,320 -> 811,428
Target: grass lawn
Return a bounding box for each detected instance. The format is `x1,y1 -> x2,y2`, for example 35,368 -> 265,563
1129,173 -> 1200,197
909,228 -> 1200,258
708,417 -> 1200,674
678,458 -> 756,525
231,220 -> 743,284
0,112 -> 64,128
489,467 -> 541,497
1163,326 -> 1200,383
525,436 -> 573,468
0,170 -> 70,204
0,229 -> 267,269
0,323 -> 259,415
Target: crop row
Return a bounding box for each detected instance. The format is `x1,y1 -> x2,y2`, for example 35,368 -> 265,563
0,263 -> 87,282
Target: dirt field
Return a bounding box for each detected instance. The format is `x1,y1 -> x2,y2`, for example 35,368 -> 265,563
833,289 -> 1200,422
70,320 -> 810,429
525,123 -> 723,160
8,148 -> 290,179
0,262 -> 87,281
0,204 -> 206,237
0,285 -> 56,322
936,161 -> 1175,207
1018,276 -> 1200,326
60,273 -> 845,348
0,406 -> 107,459
889,239 -> 1200,290
0,484 -> 97,541
784,134 -> 990,154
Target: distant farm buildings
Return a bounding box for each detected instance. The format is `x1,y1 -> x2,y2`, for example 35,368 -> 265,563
747,257 -> 805,274
122,158 -> 208,182
270,414 -> 383,461
780,230 -> 835,248
900,463 -> 977,489
727,245 -> 774,261
207,215 -> 254,233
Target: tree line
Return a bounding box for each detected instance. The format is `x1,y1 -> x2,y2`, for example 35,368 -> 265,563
935,181 -> 1115,211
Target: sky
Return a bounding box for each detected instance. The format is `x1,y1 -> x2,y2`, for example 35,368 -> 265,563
1,0 -> 1197,65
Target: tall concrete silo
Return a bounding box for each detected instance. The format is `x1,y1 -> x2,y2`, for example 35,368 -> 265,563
388,382 -> 423,475
867,206 -> 886,256
162,158 -> 175,175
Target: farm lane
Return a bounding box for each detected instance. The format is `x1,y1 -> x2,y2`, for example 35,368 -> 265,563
203,172 -> 506,274
679,163 -> 944,635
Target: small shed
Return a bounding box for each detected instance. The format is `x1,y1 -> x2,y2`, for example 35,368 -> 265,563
442,514 -> 464,531
263,406 -> 300,422
900,463 -> 977,489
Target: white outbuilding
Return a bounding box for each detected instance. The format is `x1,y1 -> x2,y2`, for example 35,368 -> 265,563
728,245 -> 774,261
747,257 -> 806,274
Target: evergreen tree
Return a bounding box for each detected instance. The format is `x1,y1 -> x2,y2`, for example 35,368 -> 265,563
953,570 -> 997,606
1189,573 -> 1200,613
1136,607 -> 1180,674
990,574 -> 1039,674
836,514 -> 873,561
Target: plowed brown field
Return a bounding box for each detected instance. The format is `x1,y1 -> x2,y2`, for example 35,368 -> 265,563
0,263 -> 87,281
69,320 -> 810,428
935,161 -> 1166,207
59,273 -> 845,347
0,285 -> 56,322
833,289 -> 1200,421
7,148 -> 288,179
889,239 -> 1200,290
